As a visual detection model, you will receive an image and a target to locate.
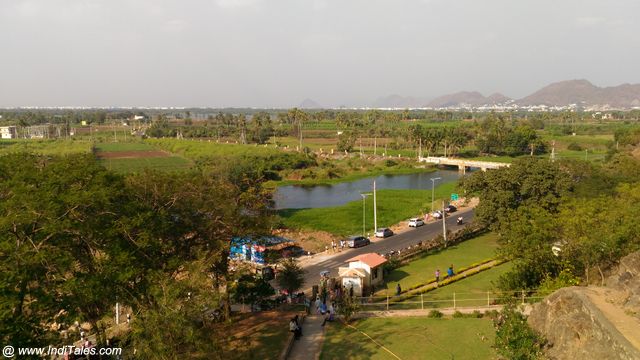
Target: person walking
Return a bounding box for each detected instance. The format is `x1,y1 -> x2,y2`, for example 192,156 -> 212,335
396,283 -> 401,296
435,269 -> 440,283
447,265 -> 454,278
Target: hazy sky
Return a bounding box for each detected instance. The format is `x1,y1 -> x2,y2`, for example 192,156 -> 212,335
1,0 -> 639,108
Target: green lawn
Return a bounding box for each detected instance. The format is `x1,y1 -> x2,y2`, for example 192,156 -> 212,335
321,317 -> 497,360
100,156 -> 192,173
382,233 -> 499,293
391,263 -> 512,310
278,182 -> 457,236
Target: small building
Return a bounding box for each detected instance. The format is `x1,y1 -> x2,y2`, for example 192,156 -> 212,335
0,126 -> 17,139
229,236 -> 295,265
339,253 -> 387,297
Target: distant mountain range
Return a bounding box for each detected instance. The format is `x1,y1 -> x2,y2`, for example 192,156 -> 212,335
368,80 -> 640,109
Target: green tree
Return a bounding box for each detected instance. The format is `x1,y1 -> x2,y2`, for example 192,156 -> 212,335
277,259 -> 306,295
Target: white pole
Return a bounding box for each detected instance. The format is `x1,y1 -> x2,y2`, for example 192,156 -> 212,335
373,180 -> 377,233
115,302 -> 120,325
442,200 -> 448,247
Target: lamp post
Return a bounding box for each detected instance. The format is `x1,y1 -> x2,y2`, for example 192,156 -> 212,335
430,177 -> 441,213
360,193 -> 372,237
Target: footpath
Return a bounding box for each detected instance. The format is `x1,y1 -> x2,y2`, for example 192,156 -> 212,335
287,314 -> 325,360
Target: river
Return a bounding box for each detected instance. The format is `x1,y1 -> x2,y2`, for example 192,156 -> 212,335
274,169 -> 464,209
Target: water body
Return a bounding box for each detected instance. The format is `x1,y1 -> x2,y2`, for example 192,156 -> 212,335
274,169 -> 464,209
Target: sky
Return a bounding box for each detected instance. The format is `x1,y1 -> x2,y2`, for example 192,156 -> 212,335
1,0 -> 639,108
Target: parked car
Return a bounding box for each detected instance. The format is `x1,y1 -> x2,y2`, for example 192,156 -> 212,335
347,236 -> 371,248
431,211 -> 443,219
408,218 -> 425,227
444,205 -> 457,213
375,228 -> 394,238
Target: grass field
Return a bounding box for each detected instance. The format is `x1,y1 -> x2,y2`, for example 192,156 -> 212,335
0,139 -> 93,155
278,182 -> 457,236
321,317 -> 497,360
420,263 -> 512,307
224,311 -> 295,360
95,141 -> 192,173
95,142 -> 159,152
382,233 -> 500,293
101,156 -> 192,173
146,138 -> 285,159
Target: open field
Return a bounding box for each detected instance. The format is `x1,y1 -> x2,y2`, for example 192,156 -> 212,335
95,141 -> 192,173
321,317 -> 497,360
0,139 -> 93,155
381,233 -> 500,293
278,182 -> 457,236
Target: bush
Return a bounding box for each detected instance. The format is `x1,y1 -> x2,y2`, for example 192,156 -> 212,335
567,142 -> 583,151
384,159 -> 398,167
427,310 -> 443,318
493,305 -> 545,360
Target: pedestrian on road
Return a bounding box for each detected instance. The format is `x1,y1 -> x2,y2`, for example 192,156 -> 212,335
435,269 -> 440,283
315,296 -> 321,314
396,283 -> 401,296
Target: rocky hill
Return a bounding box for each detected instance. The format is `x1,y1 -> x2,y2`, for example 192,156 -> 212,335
528,251 -> 640,360
518,79 -> 640,107
427,91 -> 511,108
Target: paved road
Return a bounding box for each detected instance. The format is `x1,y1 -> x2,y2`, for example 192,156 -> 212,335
300,208 -> 475,290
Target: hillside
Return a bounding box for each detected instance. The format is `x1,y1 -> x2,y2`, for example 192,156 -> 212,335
518,79 -> 640,107
428,91 -> 511,108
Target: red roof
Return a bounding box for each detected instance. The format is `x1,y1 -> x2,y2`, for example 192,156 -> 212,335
346,253 -> 388,268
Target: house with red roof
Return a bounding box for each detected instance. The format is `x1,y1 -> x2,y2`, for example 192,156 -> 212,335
338,253 -> 387,297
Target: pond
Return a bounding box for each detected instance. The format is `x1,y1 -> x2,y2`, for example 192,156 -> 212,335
274,169 -> 464,209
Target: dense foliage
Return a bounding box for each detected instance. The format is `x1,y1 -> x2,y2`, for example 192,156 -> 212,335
493,305 -> 545,360
463,154 -> 640,291
0,153 -> 274,358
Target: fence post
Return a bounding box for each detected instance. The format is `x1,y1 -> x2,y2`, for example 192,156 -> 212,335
453,292 -> 456,309
521,290 -> 526,305
487,291 -> 490,306
421,294 -> 424,310
386,294 -> 389,311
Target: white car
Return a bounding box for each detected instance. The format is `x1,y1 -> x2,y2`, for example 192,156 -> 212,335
431,210 -> 443,219
408,218 -> 425,227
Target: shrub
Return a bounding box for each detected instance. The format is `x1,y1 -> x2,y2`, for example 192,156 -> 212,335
452,310 -> 464,318
567,142 -> 582,151
493,305 -> 545,360
384,159 -> 398,167
427,310 -> 443,318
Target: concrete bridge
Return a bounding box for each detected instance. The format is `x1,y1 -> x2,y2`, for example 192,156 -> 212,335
419,156 -> 511,173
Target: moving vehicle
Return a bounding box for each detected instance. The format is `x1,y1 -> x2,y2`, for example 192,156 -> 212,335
445,205 -> 457,213
346,236 -> 371,248
375,228 -> 394,238
408,218 -> 425,227
431,211 -> 443,219
456,216 -> 463,225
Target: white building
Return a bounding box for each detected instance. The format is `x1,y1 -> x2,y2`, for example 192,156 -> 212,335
0,126 -> 17,139
339,253 -> 387,297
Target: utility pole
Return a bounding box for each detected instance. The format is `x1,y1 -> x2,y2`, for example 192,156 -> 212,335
585,149 -> 588,161
373,181 -> 377,233
550,141 -> 556,162
442,200 -> 448,247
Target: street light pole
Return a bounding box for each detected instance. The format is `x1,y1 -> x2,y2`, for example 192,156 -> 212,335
430,177 -> 441,212
373,180 -> 377,233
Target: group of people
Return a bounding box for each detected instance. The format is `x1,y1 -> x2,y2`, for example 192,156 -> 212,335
434,264 -> 455,283
328,240 -> 345,252
315,296 -> 336,326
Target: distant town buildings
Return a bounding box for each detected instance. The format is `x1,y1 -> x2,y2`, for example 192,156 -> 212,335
0,126 -> 17,139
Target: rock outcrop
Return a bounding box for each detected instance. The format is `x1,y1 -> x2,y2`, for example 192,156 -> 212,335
527,252 -> 640,360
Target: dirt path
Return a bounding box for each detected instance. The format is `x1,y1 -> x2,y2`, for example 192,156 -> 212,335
585,287 -> 640,350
